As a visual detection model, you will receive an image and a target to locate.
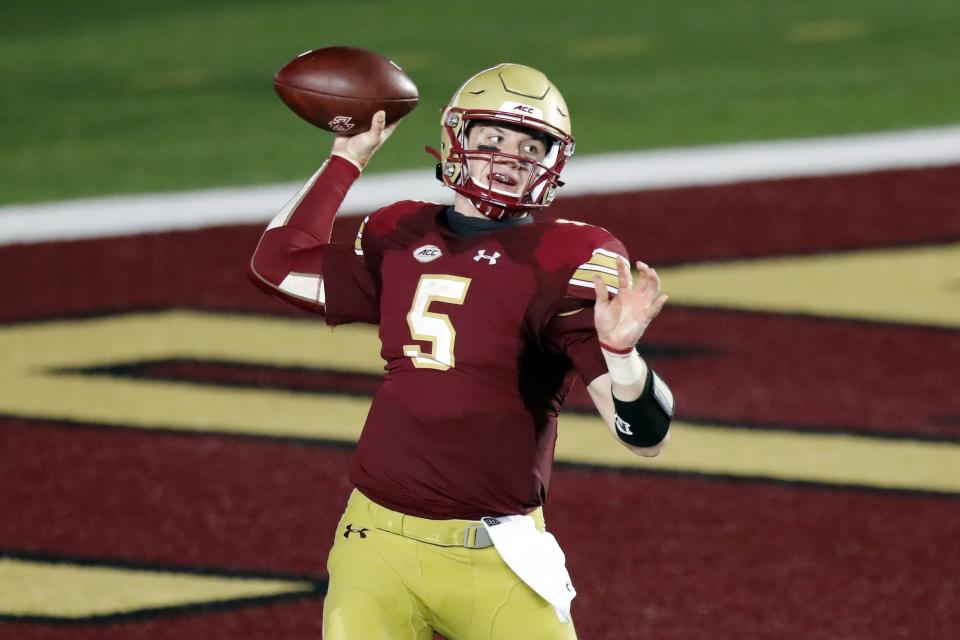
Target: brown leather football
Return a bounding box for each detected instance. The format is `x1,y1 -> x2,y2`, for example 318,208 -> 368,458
274,46 -> 419,134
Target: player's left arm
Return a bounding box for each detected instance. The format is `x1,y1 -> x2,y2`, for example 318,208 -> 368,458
587,258 -> 673,457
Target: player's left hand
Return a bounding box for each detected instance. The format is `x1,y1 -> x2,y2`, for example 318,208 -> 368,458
593,259 -> 668,351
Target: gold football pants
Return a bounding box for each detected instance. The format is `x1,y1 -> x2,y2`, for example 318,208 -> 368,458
322,489 -> 578,639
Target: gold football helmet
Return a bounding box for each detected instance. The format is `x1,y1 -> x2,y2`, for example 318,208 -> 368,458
434,64 -> 575,219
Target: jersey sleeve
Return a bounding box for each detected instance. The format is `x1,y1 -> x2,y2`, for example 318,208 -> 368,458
563,236 -> 630,306
320,243 -> 380,325
541,226 -> 631,384
248,155 -> 380,323
542,307 -> 608,385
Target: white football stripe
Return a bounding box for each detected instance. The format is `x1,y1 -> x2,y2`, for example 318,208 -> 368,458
2,125 -> 959,246
591,248 -> 628,265
569,278 -> 619,294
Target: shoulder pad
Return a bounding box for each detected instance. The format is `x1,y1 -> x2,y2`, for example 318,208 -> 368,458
568,247 -> 626,297
537,219 -> 628,301
364,200 -> 445,235
360,201 -> 447,256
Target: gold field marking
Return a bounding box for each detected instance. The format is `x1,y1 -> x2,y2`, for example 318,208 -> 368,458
0,310 -> 380,440
659,242 -> 960,329
2,311 -> 958,494
0,557 -> 313,618
557,416 -> 960,494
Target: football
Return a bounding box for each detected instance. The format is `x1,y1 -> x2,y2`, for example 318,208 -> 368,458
274,46 -> 419,134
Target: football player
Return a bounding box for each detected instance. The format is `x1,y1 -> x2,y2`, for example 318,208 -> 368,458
249,63 -> 674,639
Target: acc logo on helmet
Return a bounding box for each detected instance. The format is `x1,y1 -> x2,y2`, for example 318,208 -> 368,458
501,101 -> 543,119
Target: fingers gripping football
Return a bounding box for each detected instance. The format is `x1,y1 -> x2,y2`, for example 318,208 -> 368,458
593,259 -> 668,351
331,110 -> 399,168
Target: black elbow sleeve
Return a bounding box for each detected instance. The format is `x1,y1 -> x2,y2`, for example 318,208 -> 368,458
611,367 -> 675,447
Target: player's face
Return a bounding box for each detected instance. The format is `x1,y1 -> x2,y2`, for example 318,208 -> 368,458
465,124 -> 548,198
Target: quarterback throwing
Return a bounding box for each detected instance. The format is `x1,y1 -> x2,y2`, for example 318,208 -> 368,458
249,63 -> 674,639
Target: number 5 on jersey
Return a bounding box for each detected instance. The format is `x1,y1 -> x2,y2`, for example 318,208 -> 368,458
403,275 -> 472,371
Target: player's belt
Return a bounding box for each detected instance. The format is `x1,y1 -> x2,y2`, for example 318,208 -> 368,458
356,490 -> 544,550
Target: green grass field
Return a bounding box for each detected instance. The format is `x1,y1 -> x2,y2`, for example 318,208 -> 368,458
2,0 -> 958,204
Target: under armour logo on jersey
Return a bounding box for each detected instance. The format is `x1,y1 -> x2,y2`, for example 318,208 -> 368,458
343,524 -> 369,539
614,414 -> 633,435
474,250 -> 501,265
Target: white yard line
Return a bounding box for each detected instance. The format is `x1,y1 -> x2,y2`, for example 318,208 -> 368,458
1,125 -> 959,246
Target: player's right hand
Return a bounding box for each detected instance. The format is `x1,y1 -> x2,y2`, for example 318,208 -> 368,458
593,259 -> 668,351
331,110 -> 399,168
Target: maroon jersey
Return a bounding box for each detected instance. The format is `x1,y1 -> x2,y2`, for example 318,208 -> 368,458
345,201 -> 628,519
250,156 -> 628,519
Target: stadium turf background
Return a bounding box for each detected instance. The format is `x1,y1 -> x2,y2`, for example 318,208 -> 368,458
2,0 -> 960,203
2,2 -> 959,639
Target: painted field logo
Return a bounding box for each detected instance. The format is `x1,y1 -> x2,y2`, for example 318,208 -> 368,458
328,116 -> 355,133
413,245 -> 442,263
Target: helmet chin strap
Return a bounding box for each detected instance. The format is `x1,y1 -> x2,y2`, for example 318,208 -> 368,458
430,145 -> 541,221
468,195 -> 529,221
463,160 -> 536,220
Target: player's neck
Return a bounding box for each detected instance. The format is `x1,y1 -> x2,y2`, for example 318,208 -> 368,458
444,207 -> 532,237
452,194 -> 531,223
452,194 -> 488,219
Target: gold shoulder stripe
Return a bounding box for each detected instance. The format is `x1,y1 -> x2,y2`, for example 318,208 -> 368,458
568,248 -> 625,294
571,269 -> 619,288
582,252 -> 620,271
593,247 -> 624,260
576,262 -> 618,277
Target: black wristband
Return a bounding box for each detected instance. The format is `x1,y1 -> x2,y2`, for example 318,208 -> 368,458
611,367 -> 674,447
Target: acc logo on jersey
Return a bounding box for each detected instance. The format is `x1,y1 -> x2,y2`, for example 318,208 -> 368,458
413,245 -> 443,263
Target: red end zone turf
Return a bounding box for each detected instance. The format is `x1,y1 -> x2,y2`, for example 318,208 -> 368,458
2,416 -> 958,639
1,164 -> 958,639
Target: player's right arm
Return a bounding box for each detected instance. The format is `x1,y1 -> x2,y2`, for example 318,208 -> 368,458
545,225 -> 673,457
248,111 -> 397,317
587,258 -> 672,456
